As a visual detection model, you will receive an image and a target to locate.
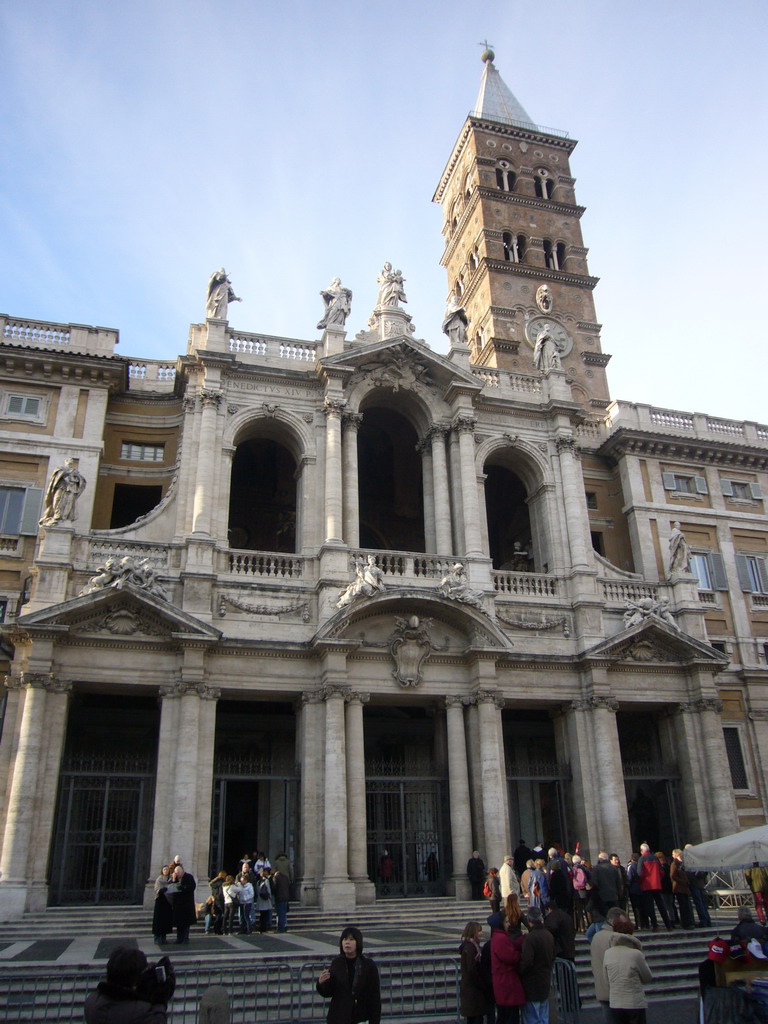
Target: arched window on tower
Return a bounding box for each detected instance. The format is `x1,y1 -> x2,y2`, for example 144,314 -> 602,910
469,248 -> 479,272
464,172 -> 473,200
495,162 -> 516,192
556,242 -> 567,270
543,239 -> 557,270
503,232 -> 520,263
534,169 -> 554,199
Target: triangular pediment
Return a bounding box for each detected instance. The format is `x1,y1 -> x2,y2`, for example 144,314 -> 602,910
13,583 -> 221,642
321,337 -> 482,396
584,618 -> 727,667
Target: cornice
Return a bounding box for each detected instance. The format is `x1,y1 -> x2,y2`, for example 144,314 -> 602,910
467,116 -> 576,153
0,346 -> 127,392
476,185 -> 585,219
581,352 -> 611,367
484,259 -> 599,291
598,430 -> 768,470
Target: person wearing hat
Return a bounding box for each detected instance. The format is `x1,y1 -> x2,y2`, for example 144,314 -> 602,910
730,905 -> 768,946
85,946 -> 176,1023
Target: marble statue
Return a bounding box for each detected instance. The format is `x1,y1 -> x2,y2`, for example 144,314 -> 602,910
442,294 -> 470,346
206,268 -> 242,320
376,263 -> 407,307
533,324 -> 561,372
623,595 -> 679,631
536,284 -> 553,313
39,458 -> 86,526
80,554 -> 167,598
317,278 -> 352,330
337,554 -> 386,608
437,562 -> 484,609
668,521 -> 691,574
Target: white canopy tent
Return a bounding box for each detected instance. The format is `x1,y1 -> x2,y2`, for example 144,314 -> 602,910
683,825 -> 768,872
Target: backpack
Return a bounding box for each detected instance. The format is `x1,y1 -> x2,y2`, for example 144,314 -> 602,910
483,880 -> 493,899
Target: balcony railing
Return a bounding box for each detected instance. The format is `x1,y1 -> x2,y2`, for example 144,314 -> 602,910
224,550 -> 304,578
493,571 -> 558,597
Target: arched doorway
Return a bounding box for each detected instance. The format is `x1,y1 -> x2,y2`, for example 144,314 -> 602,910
484,462 -> 533,570
357,407 -> 425,552
228,437 -> 297,551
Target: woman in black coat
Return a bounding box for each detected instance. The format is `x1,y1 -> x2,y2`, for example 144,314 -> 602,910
152,866 -> 173,945
316,926 -> 381,1024
459,920 -> 489,1024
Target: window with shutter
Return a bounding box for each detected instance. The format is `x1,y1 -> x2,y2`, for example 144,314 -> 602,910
750,483 -> 763,500
694,476 -> 709,494
736,554 -> 768,594
720,479 -> 734,496
723,728 -> 749,790
662,472 -> 677,491
709,552 -> 728,590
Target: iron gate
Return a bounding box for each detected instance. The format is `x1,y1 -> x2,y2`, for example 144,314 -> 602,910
366,777 -> 450,897
507,760 -> 572,852
50,757 -> 154,905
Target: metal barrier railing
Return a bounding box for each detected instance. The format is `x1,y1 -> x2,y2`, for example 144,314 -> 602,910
0,956 -> 463,1024
552,957 -> 581,1024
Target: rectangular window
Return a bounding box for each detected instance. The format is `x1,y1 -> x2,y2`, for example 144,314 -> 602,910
662,472 -> 708,494
6,394 -> 41,418
722,479 -> 762,500
736,554 -> 768,594
120,442 -> 165,462
0,486 -> 43,536
723,727 -> 749,790
585,492 -> 598,510
690,552 -> 728,591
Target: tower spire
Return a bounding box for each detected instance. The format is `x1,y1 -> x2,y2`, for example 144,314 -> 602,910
474,49 -> 534,128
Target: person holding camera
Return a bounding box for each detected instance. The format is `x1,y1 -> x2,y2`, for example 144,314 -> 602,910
85,946 -> 175,1023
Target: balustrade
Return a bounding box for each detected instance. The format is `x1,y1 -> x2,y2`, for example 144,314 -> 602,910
228,331 -> 316,362
225,549 -> 303,578
493,571 -> 558,597
601,580 -> 658,604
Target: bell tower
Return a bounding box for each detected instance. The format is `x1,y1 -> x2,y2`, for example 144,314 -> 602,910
433,49 -> 611,409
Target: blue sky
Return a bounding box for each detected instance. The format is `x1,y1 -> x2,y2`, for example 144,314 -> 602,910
1,0 -> 765,423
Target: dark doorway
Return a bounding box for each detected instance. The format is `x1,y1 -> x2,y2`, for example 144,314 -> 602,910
50,692 -> 158,905
484,464 -> 531,569
228,438 -> 297,551
357,407 -> 425,552
503,710 -> 570,850
618,711 -> 681,852
110,483 -> 163,528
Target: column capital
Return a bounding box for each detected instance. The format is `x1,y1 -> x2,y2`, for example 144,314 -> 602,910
555,434 -> 580,456
415,437 -> 432,456
445,695 -> 468,710
11,672 -> 72,693
677,697 -> 724,714
299,689 -> 326,705
321,683 -> 349,701
569,695 -> 619,713
453,415 -> 477,435
749,710 -> 768,722
345,690 -> 370,705
200,388 -> 223,408
341,411 -> 363,432
159,681 -> 220,700
473,689 -> 505,710
427,423 -> 451,442
323,398 -> 347,418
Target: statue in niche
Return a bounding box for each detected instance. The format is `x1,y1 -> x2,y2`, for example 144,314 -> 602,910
206,268 -> 242,320
336,554 -> 386,609
441,293 -> 470,346
536,284 -> 553,313
317,277 -> 352,330
437,562 -> 484,609
376,262 -> 408,307
668,521 -> 691,574
39,457 -> 86,526
390,615 -> 433,687
533,323 -> 561,372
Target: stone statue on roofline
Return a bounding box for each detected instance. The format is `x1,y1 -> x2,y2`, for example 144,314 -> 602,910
376,262 -> 408,308
206,268 -> 242,320
317,278 -> 352,330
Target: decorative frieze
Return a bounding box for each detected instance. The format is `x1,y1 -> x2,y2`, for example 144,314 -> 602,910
218,593 -> 310,620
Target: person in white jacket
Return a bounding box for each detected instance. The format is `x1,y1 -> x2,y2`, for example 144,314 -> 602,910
500,855 -> 520,899
603,918 -> 652,1024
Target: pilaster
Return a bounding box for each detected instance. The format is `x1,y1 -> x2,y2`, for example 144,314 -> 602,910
445,696 -> 472,899
345,690 -> 375,903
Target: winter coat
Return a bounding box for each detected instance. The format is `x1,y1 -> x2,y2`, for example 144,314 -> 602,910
84,983 -> 168,1024
500,861 -> 518,898
152,875 -> 173,936
490,927 -> 525,1007
638,853 -> 662,892
669,859 -> 690,895
592,861 -> 621,905
459,939 -> 489,1018
255,877 -> 274,911
487,874 -> 501,903
544,906 -> 576,961
467,856 -> 486,883
167,872 -> 196,928
316,954 -> 381,1024
272,870 -> 290,902
590,923 -> 616,1003
273,854 -> 292,881
518,923 -> 555,1002
603,933 -> 652,1009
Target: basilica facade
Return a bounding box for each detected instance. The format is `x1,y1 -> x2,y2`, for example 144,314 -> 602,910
0,54 -> 766,920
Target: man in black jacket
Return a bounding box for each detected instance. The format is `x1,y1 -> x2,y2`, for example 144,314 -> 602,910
467,850 -> 486,900
543,900 -> 576,961
317,926 -> 381,1024
84,947 -> 175,1024
519,906 -> 555,1024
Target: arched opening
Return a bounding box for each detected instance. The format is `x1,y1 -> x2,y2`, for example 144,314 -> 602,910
543,238 -> 557,270
228,437 -> 297,551
556,242 -> 567,270
535,172 -> 554,199
357,406 -> 425,552
484,462 -> 533,570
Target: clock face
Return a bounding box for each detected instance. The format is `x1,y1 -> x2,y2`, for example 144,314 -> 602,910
525,317 -> 573,358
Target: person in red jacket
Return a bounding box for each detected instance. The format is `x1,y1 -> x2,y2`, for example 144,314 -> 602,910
488,906 -> 526,1024
637,843 -> 672,930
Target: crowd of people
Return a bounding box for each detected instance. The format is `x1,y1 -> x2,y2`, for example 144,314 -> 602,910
152,850 -> 293,943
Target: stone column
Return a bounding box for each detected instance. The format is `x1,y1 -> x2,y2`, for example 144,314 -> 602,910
475,690 -> 509,870
429,425 -> 453,555
146,685 -> 182,907
323,400 -> 346,544
0,673 -> 71,920
554,434 -> 590,570
417,438 -> 436,553
345,691 -> 375,903
192,389 -> 222,536
342,413 -> 362,549
587,698 -> 632,855
454,416 -> 484,557
297,691 -> 325,905
445,697 -> 472,899
674,697 -> 738,842
321,684 -> 355,910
